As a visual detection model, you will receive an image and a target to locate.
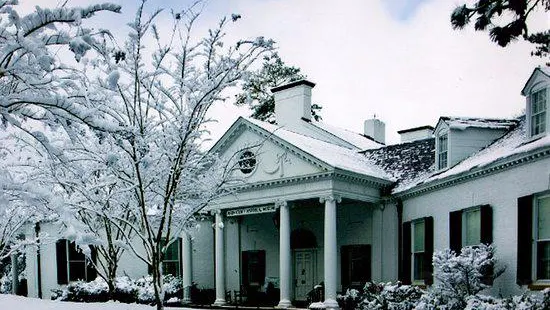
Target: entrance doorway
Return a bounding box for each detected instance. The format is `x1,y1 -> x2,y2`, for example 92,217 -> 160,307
293,249 -> 316,301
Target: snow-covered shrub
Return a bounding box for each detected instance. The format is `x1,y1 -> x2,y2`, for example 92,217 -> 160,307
465,288 -> 550,310
52,275 -> 182,304
416,244 -> 503,310
357,282 -> 424,310
337,288 -> 361,310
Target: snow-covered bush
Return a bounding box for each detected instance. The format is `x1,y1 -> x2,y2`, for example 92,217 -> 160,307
416,244 -> 503,310
465,288 -> 550,310
337,288 -> 361,310
357,282 -> 424,310
52,275 -> 182,305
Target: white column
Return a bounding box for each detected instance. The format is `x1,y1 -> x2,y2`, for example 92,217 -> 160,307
321,195 -> 341,310
182,232 -> 193,304
277,201 -> 292,308
213,210 -> 227,306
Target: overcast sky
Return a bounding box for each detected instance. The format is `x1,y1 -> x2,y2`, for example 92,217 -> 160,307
24,0 -> 549,144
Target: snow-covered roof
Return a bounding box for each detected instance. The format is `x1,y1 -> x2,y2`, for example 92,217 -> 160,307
244,117 -> 393,181
441,116 -> 518,130
395,117 -> 550,194
362,138 -> 434,188
310,121 -> 383,150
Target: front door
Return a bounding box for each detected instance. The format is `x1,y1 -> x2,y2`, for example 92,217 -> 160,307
294,249 -> 315,301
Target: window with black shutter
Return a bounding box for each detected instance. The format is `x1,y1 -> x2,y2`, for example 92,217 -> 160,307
449,205 -> 493,252
55,239 -> 97,284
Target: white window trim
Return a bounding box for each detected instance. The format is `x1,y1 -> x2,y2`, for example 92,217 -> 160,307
528,86 -> 548,139
411,219 -> 425,284
436,130 -> 450,171
461,206 -> 481,248
532,191 -> 550,284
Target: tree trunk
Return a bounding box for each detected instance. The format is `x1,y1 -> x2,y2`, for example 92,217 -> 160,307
152,255 -> 165,310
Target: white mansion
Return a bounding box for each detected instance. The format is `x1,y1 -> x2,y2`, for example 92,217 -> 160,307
25,67 -> 550,309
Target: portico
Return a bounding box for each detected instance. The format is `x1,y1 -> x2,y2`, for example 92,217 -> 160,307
185,79 -> 394,309
194,167 -> 390,309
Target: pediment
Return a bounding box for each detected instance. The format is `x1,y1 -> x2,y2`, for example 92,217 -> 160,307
212,119 -> 328,184
522,67 -> 550,96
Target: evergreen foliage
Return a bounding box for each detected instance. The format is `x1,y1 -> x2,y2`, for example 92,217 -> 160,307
451,0 -> 549,60
235,53 -> 322,123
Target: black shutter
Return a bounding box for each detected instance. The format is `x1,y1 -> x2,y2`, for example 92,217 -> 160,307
423,217 -> 434,285
480,205 -> 493,244
241,251 -> 249,286
449,210 -> 462,253
86,246 -> 98,281
56,240 -> 68,285
401,221 -> 412,284
341,246 -> 350,288
517,195 -> 533,285
179,238 -> 183,277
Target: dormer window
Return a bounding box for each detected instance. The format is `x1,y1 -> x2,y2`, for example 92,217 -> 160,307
531,88 -> 547,137
437,133 -> 448,170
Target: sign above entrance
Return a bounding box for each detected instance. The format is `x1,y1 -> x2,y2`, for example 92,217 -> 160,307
227,205 -> 277,217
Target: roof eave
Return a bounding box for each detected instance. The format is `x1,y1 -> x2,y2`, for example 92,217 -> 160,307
394,144 -> 550,199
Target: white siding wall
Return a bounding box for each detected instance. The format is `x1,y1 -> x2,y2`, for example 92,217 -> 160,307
449,127 -> 508,167
402,157 -> 550,296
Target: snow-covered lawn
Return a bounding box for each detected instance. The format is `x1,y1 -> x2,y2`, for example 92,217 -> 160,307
0,295 -> 187,310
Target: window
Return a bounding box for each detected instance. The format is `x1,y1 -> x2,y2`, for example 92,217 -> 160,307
163,239 -> 181,277
535,194 -> 550,280
341,245 -> 371,289
438,133 -> 448,170
401,217 -> 433,285
463,208 -> 481,247
517,192 -> 550,285
56,240 -> 97,284
531,88 -> 547,137
449,205 -> 492,253
413,220 -> 425,282
238,150 -> 256,174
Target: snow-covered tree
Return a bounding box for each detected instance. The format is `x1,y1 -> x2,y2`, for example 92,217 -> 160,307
52,1 -> 273,308
0,1 -> 121,130
0,0 -> 122,264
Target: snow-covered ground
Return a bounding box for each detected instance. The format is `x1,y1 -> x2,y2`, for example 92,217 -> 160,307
0,295 -> 187,310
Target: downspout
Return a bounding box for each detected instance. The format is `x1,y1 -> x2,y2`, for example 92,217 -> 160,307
379,201 -> 385,281
35,222 -> 42,299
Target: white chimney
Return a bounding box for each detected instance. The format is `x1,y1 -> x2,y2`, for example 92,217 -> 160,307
272,80 -> 315,127
397,126 -> 434,143
364,118 -> 385,144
